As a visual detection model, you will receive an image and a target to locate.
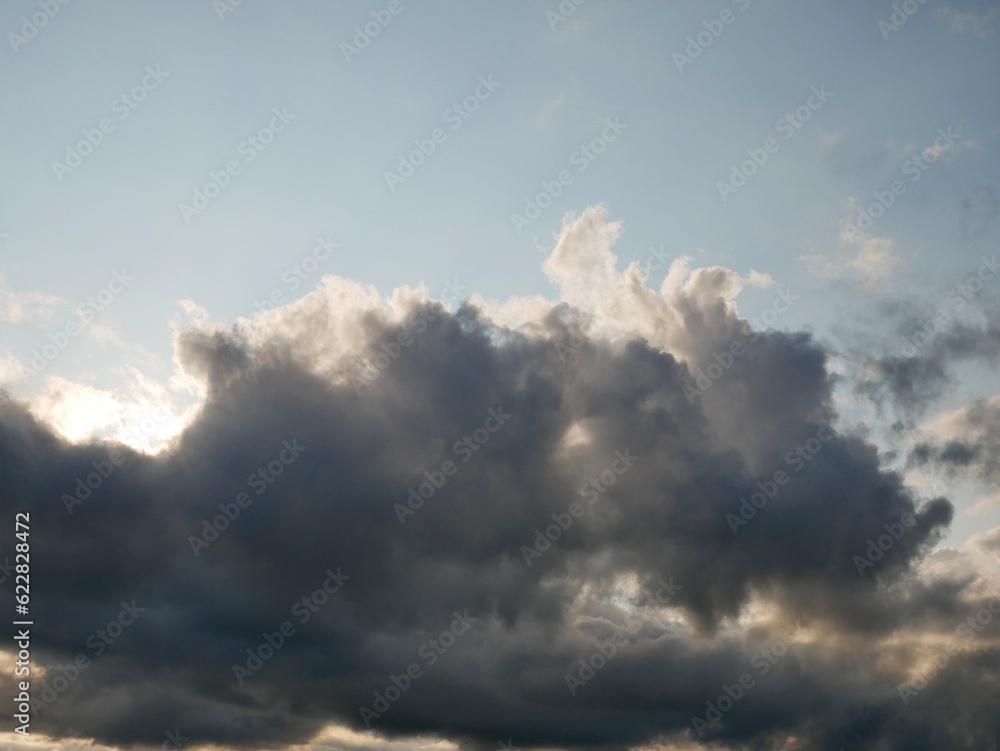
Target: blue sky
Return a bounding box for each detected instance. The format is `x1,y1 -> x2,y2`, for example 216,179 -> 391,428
2,0 -> 996,331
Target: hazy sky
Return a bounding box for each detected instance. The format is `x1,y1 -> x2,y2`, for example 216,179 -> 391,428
2,1 -> 1000,750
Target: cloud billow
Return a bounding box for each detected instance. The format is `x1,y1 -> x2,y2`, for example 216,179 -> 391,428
1,207 -> 996,751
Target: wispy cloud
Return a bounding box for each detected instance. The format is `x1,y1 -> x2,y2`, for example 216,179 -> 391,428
534,92 -> 566,127
934,5 -> 1000,36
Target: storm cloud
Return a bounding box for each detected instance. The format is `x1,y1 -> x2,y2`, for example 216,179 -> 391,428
1,208 -> 997,751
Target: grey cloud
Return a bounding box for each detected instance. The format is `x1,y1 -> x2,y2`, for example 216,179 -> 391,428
860,308 -> 1000,414
2,285 -> 993,751
959,186 -> 999,243
909,395 -> 1000,486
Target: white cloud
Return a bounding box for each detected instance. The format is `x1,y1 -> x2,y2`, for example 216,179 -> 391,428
919,394 -> 1000,443
534,92 -> 566,127
969,525 -> 1000,563
0,354 -> 27,384
799,209 -> 902,290
843,233 -> 903,280
26,370 -> 190,452
968,494 -> 1000,517
0,274 -> 69,326
934,5 -> 1000,36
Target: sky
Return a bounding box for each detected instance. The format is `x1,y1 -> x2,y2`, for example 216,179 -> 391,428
1,0 -> 1000,749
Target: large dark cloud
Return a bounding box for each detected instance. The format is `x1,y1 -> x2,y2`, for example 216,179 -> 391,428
0,220 -> 996,750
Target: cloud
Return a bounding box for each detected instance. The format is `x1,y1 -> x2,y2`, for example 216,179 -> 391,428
0,354 -> 27,384
0,275 -> 69,327
820,132 -> 911,177
1,207 -> 998,751
863,316 -> 1000,411
843,234 -> 903,281
909,394 -> 1000,485
968,494 -> 1000,516
799,215 -> 902,291
24,369 -> 190,452
855,270 -> 1000,414
958,186 -> 999,243
534,93 -> 566,127
934,5 -> 1000,36
970,525 -> 1000,563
